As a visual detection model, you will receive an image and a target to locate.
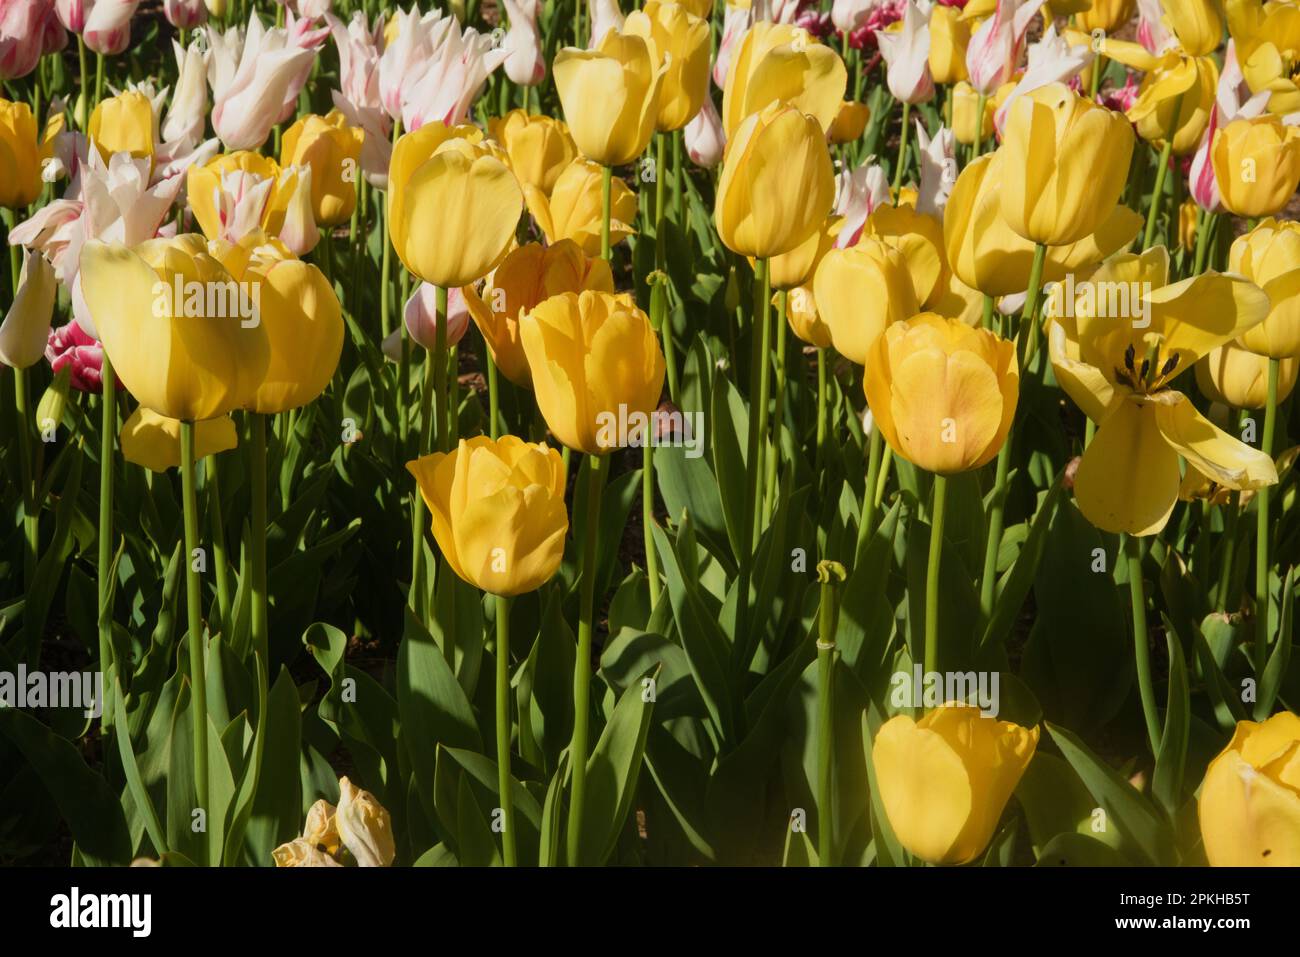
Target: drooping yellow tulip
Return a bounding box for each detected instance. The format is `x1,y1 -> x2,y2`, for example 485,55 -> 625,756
389,122 -> 523,288
721,21 -> 847,138
88,90 -> 155,164
1197,341 -> 1299,410
0,99 -> 42,209
279,110 -> 366,227
865,313 -> 1018,475
1198,711 -> 1300,867
624,1 -> 711,132
79,235 -> 271,422
462,240 -> 615,388
999,83 -> 1135,246
488,110 -> 580,195
1047,246 -> 1278,535
1228,220 -> 1300,360
1228,0 -> 1300,115
872,704 -> 1039,866
715,102 -> 835,259
929,4 -> 970,85
553,31 -> 666,166
407,436 -> 569,597
523,159 -> 639,257
813,238 -> 918,365
519,291 -> 666,456
1211,115 -> 1300,219
120,408 -> 240,472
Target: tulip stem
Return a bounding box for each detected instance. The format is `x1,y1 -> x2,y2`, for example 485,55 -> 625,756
858,429 -> 883,560
891,101 -> 912,194
208,457 -> 233,636
978,439 -> 1013,624
923,474 -> 948,679
494,593 -> 517,867
973,93 -> 987,158
815,348 -> 827,487
97,356 -> 117,730
643,440 -> 661,610
1015,243 -> 1048,365
600,165 -> 613,262
1141,95 -> 1182,251
486,349 -> 500,439
77,37 -> 88,129
1255,358 -> 1280,676
1124,533 -> 1161,754
735,258 -> 772,671
764,290 -> 789,521
93,53 -> 104,113
1193,210 -> 1217,275
566,452 -> 607,866
250,413 -> 269,667
13,367 -> 36,589
180,421 -> 210,823
815,562 -> 844,867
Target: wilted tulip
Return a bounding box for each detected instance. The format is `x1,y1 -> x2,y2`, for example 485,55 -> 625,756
120,407 -> 239,472
280,110 -> 365,226
463,240 -> 614,388
0,248 -> 57,369
407,436 -> 569,596
0,98 -> 42,208
302,799 -> 341,856
721,21 -> 846,137
813,238 -> 917,365
624,0 -> 711,132
1197,342 -> 1299,411
1228,220 -> 1300,360
1211,115 -> 1300,219
519,290 -> 665,456
78,235 -> 271,421
684,93 -> 725,167
488,110 -> 579,195
388,122 -> 522,288
87,89 -> 154,164
715,102 -> 835,259
554,31 -> 665,166
523,158 -> 638,256
872,704 -> 1039,865
335,777 -> 395,867
271,838 -> 344,867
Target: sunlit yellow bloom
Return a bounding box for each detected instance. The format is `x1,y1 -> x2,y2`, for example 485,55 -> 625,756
786,282 -> 833,349
813,237 -> 918,365
88,90 -> 154,164
280,110 -> 365,227
1178,197 -> 1199,252
0,99 -> 42,208
1163,0 -> 1223,57
1229,0 -> 1300,114
1229,219 -> 1300,360
1107,46 -> 1219,155
929,5 -> 970,85
828,100 -> 871,145
407,436 -> 569,596
950,81 -> 995,146
1211,115 -> 1300,219
488,110 -> 580,195
120,408 -> 239,472
862,203 -> 947,308
1197,341 -> 1299,410
873,704 -> 1039,865
1199,711 -> 1300,867
1048,246 -> 1277,536
624,1 -> 711,131
523,159 -> 638,257
721,21 -> 847,137
554,31 -> 666,165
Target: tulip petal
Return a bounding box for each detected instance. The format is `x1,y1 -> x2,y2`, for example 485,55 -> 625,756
872,715 -> 973,865
121,407 -> 239,472
1152,391 -> 1278,491
1147,271 -> 1272,368
1200,749 -> 1300,866
1074,397 -> 1180,535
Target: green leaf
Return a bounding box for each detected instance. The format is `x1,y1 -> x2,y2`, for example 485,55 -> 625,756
979,479 -> 1062,650
1034,831 -> 1131,866
243,666 -> 303,865
1256,566 -> 1294,720
1152,621 -> 1189,818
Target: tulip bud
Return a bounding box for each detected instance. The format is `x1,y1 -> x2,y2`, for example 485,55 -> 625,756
488,110 -> 579,195
0,98 -> 43,208
928,3 -> 969,85
88,90 -> 155,165
862,202 -> 947,308
522,158 -> 638,257
949,80 -> 993,146
786,282 -> 832,349
1228,220 -> 1300,360
280,111 -> 365,227
828,100 -> 871,145
865,313 -> 1018,474
1163,0 -> 1221,58
407,436 -> 569,596
684,93 -> 725,167
0,247 -> 57,369
278,166 -> 322,256
120,408 -> 240,472
812,237 -> 917,365
623,1 -> 711,132
1127,53 -> 1218,156
36,365 -> 72,434
1211,115 -> 1300,219
1197,341 -> 1299,411
335,777 -> 396,867
554,31 -> 666,166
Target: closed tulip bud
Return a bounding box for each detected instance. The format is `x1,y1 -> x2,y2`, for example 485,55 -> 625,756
624,1 -> 711,132
1163,0 -> 1222,58
36,366 -> 72,433
1076,0 -> 1134,33
722,22 -> 847,138
271,838 -> 343,866
519,290 -> 666,455
463,240 -> 614,388
812,237 -> 918,365
120,407 -> 240,472
0,99 -> 42,207
1127,53 -> 1218,155
1197,341 -> 1299,411
335,777 -> 395,867
280,110 -> 365,227
876,0 -> 935,105
873,704 -> 1039,865
929,4 -> 970,85
397,283 -> 470,355
0,247 -> 57,369
828,100 -> 871,145
78,235 -> 271,422
278,165 -> 321,256
88,90 -> 155,164
523,158 -> 638,256
1211,116 -> 1300,219
684,93 -> 725,167
554,31 -> 665,166
407,436 -> 569,596
205,0 -> 227,17
1228,220 -> 1300,360
302,799 -> 341,856
389,122 -> 523,288
786,283 -> 832,349
715,102 -> 835,259
1198,712 -> 1300,867
866,312 -> 1018,474
1177,197 -> 1199,252
488,110 -> 579,195
1000,83 -> 1135,246
950,80 -> 994,145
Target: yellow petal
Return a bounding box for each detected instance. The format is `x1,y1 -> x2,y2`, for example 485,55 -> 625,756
1152,391 -> 1278,491
1074,397 -> 1180,535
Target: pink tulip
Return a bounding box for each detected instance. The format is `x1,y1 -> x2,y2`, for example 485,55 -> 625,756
382,284 -> 470,360
834,157 -> 889,247
502,0 -> 545,87
965,0 -> 1038,95
39,1 -> 67,55
54,0 -> 84,32
46,321 -> 104,392
875,0 -> 933,104
713,3 -> 752,88
327,11 -> 391,188
163,0 -> 205,29
84,0 -> 138,56
685,92 -> 724,167
1,0 -> 49,79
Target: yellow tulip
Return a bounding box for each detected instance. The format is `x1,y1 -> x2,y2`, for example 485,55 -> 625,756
1077,0 -> 1135,33
944,152 -> 1144,298
862,203 -> 947,308
1197,341 -> 1299,410
1198,711 -> 1300,867
677,0 -> 711,17
120,408 -> 239,472
715,102 -> 835,259
1228,220 -> 1300,360
1046,0 -> 1092,15
78,235 -> 271,422
865,313 -> 1018,474
488,110 -> 580,195
334,777 -> 395,867
519,290 -> 666,456
554,32 -> 666,166
1163,0 -> 1223,57
1230,0 -> 1300,114
1177,197 -> 1199,252
523,158 -> 639,256
999,83 -> 1135,246
0,99 -> 42,209
188,152 -> 301,243
872,704 -> 1039,865
1211,115 -> 1300,219
0,247 -> 57,369
88,90 -> 155,164
786,283 -> 833,349
407,436 -> 569,596
812,238 -> 918,365
950,81 -> 994,146
828,100 -> 871,145
931,272 -> 987,328
462,240 -> 615,388
721,21 -> 847,138
624,1 -> 711,132
929,5 -> 970,85
1047,246 -> 1277,535
768,214 -> 840,291
389,122 -> 523,288
279,111 -> 365,227
1121,51 -> 1219,155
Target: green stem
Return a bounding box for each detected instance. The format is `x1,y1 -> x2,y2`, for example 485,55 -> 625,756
735,258 -> 771,667
815,348 -> 827,484
643,439 -> 661,610
93,53 -> 104,111
764,290 -> 789,521
565,452 -> 607,865
1255,358 -> 1280,675
435,284 -> 450,451
180,422 -> 210,818
208,457 -> 232,635
858,428 -> 883,558
1125,533 -> 1161,754
978,440 -> 1012,622
98,356 -> 117,726
1016,243 -> 1049,365
494,593 -> 517,866
973,93 -> 988,157
600,164 -> 612,262
891,101 -> 912,193
13,367 -> 36,587
924,474 -> 948,678
1141,95 -> 1183,252
250,414 -> 268,666
486,348 -> 500,439
1193,209 -> 1216,276
815,638 -> 834,866
1217,492 -> 1240,611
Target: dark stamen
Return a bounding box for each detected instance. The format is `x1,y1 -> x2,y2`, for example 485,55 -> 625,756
1115,369 -> 1135,389
1161,354 -> 1180,377
1140,358 -> 1150,380
1124,343 -> 1136,371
